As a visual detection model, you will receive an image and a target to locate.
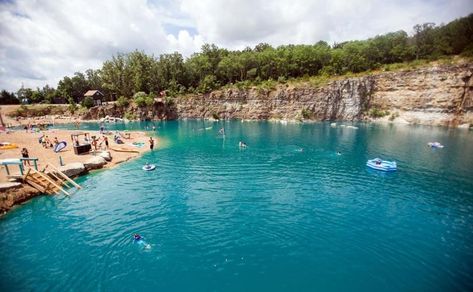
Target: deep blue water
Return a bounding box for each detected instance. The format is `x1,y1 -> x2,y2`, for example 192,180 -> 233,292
1,121 -> 473,291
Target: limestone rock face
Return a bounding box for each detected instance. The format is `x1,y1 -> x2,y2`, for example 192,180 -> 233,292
174,63 -> 473,126
84,156 -> 107,170
58,162 -> 86,177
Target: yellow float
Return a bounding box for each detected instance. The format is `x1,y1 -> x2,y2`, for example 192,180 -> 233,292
0,142 -> 18,150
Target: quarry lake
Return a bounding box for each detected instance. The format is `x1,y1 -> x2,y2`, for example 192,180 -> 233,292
1,120 -> 472,291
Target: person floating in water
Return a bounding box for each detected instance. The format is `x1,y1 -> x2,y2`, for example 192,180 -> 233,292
239,141 -> 247,148
133,233 -> 151,249
218,127 -> 225,136
336,151 -> 341,155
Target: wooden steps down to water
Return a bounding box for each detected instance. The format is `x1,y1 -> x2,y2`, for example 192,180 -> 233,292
23,163 -> 81,196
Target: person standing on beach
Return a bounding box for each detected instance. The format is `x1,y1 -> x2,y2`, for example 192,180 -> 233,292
149,137 -> 154,150
21,148 -> 31,166
91,137 -> 98,151
102,136 -> 109,149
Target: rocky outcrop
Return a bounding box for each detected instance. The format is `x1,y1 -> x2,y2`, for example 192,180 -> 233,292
58,162 -> 86,177
83,156 -> 107,170
0,185 -> 40,214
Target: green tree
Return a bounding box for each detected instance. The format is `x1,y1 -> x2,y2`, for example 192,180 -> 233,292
0,90 -> 19,104
81,96 -> 95,108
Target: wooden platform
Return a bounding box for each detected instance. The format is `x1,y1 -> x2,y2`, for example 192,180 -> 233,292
23,163 -> 81,196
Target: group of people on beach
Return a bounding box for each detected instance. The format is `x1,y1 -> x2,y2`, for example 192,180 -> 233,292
39,135 -> 59,149
90,136 -> 109,151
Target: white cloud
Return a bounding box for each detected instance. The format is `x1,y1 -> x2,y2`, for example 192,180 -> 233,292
0,0 -> 196,91
0,0 -> 472,91
180,0 -> 473,47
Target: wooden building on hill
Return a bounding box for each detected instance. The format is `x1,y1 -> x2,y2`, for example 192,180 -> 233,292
83,90 -> 104,106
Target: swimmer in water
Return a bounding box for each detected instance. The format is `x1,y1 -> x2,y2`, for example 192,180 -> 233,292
336,151 -> 342,155
239,141 -> 247,148
133,234 -> 151,249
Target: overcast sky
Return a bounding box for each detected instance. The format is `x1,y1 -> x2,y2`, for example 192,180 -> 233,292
0,0 -> 472,91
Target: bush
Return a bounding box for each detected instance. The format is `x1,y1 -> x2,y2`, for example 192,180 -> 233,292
235,80 -> 252,90
368,108 -> 390,118
134,92 -> 154,107
10,105 -> 28,117
116,96 -> 129,108
301,108 -> 312,119
198,75 -> 218,93
81,96 -> 95,109
124,111 -> 136,120
68,103 -> 78,114
164,96 -> 175,106
277,76 -> 287,83
259,79 -> 277,91
8,105 -> 68,117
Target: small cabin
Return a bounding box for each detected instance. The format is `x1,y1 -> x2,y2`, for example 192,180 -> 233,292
83,90 -> 104,106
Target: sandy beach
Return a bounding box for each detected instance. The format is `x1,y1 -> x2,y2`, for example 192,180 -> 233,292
0,128 -> 152,183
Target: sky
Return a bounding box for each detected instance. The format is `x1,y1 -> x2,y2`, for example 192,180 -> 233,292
0,0 -> 472,91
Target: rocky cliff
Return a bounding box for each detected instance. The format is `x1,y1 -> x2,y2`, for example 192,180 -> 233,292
83,62 -> 473,127
175,62 -> 473,126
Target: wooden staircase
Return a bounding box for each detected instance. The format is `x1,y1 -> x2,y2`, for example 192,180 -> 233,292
23,163 -> 81,196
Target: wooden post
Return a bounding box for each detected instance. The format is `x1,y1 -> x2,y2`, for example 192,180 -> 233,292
5,165 -> 9,175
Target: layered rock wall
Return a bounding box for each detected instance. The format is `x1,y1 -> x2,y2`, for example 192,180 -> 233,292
175,63 -> 473,126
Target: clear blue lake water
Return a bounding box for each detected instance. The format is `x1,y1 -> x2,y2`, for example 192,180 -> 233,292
1,120 -> 473,291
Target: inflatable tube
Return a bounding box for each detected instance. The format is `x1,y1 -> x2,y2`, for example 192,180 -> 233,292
142,164 -> 156,171
132,142 -> 145,148
54,141 -> 67,153
366,158 -> 397,172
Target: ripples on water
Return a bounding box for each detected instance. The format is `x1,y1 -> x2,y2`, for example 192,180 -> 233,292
1,121 -> 473,291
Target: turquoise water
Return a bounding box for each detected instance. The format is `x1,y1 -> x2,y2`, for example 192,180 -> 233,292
1,121 -> 473,291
